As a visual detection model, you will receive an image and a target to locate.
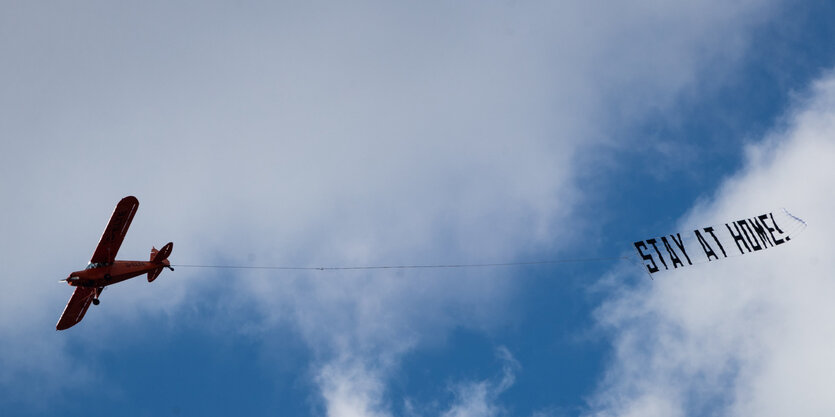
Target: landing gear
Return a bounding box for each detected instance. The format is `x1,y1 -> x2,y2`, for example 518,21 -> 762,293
93,287 -> 103,306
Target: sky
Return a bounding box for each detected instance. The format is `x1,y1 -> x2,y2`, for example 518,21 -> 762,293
2,1 -> 835,416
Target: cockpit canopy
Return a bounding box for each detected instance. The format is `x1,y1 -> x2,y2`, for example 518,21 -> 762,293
85,262 -> 108,270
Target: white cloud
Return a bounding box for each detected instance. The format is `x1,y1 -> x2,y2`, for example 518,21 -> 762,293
440,347 -> 520,417
0,0 -> 786,414
318,358 -> 391,417
589,71 -> 835,416
314,347 -> 519,417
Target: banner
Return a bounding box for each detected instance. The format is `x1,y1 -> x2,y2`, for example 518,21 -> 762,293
633,209 -> 806,274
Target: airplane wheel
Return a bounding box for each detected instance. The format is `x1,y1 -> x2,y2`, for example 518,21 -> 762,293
92,299 -> 100,306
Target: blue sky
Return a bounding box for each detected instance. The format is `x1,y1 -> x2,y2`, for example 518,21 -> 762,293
3,2 -> 835,416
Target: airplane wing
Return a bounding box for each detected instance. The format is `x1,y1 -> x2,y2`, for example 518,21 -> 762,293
56,287 -> 96,330
90,196 -> 139,264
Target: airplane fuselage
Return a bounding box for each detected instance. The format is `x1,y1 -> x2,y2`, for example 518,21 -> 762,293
66,259 -> 169,288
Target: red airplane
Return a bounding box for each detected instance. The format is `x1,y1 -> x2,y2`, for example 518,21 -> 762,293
57,196 -> 173,330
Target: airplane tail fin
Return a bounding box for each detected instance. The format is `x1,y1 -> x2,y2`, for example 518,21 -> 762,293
152,242 -> 173,263
148,242 -> 173,282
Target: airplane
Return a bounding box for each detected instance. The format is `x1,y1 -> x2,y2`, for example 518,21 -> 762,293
56,196 -> 174,330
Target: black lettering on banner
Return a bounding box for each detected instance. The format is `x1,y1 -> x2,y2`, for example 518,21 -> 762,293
737,220 -> 763,251
769,212 -> 789,244
694,229 -> 719,261
633,211 -> 801,275
661,236 -> 684,268
751,216 -> 774,247
726,222 -> 751,254
760,213 -> 785,245
704,227 -> 727,258
758,214 -> 781,245
634,241 -> 659,274
647,238 -> 668,270
670,233 -> 692,265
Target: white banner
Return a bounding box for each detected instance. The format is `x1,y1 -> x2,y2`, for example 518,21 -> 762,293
633,209 -> 806,274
